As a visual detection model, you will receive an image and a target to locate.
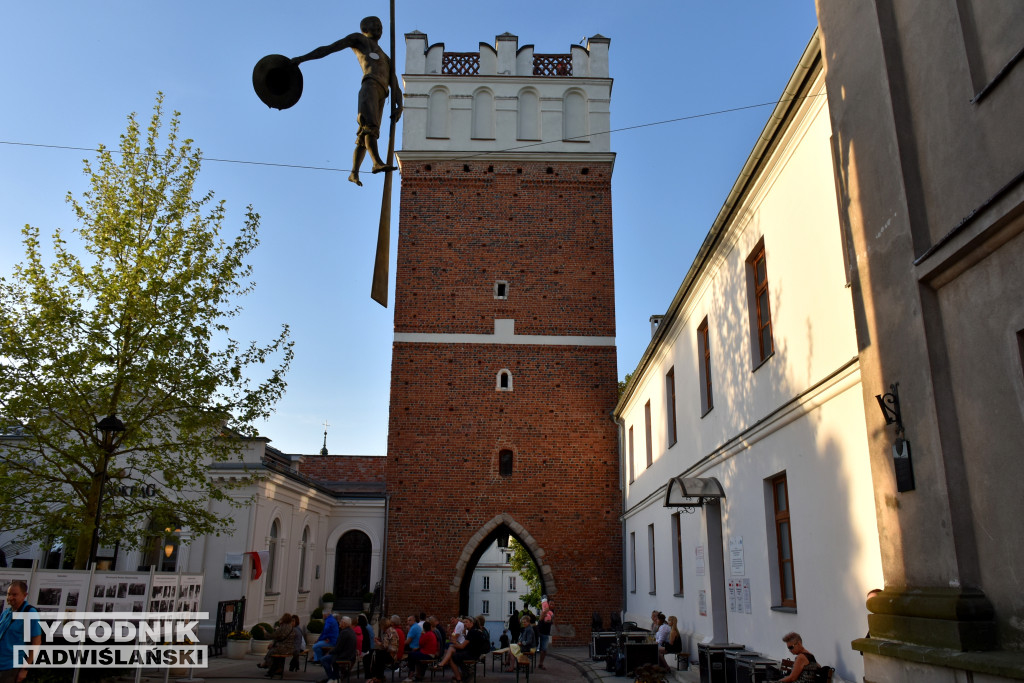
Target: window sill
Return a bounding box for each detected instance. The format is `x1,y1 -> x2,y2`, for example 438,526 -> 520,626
298,589 -> 310,595
648,591 -> 657,596
265,591 -> 280,597
701,406 -> 714,418
770,605 -> 797,614
673,593 -> 684,598
752,352 -> 775,373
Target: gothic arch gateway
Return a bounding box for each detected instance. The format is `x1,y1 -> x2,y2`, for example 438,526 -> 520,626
453,515 -> 555,615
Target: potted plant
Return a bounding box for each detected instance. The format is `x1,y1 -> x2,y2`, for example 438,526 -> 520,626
362,592 -> 374,611
225,630 -> 251,660
250,623 -> 273,655
311,607 -> 323,620
321,592 -> 335,613
306,619 -> 324,635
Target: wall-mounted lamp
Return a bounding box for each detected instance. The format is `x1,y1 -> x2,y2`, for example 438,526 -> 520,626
875,383 -> 915,492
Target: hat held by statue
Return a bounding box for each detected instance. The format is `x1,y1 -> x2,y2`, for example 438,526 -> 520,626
253,54 -> 303,110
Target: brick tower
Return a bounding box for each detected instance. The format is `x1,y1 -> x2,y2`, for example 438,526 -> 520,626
386,31 -> 620,643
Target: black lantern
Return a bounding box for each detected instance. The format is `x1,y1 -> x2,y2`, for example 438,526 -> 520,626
89,413 -> 125,568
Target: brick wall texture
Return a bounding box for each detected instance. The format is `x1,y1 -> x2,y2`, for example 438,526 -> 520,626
385,159 -> 623,644
297,455 -> 385,482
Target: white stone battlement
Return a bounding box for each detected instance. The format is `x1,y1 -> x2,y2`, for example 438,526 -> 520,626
399,31 -> 612,155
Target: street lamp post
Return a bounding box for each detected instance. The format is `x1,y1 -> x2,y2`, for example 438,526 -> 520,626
89,413 -> 125,569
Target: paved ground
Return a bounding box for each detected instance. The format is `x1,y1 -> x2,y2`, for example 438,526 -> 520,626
133,645 -> 700,683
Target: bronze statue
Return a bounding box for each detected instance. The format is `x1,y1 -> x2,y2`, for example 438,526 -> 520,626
291,16 -> 403,186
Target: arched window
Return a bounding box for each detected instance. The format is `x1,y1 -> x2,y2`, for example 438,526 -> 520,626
496,369 -> 513,391
499,450 -> 514,476
334,530 -> 373,610
428,87 -> 449,139
563,90 -> 588,141
141,517 -> 181,572
298,526 -> 309,591
266,519 -> 279,593
517,89 -> 540,140
472,89 -> 495,139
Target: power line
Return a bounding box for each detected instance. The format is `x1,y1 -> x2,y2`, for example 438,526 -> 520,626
0,93 -> 824,175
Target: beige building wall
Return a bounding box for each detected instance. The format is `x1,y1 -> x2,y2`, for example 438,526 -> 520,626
816,0 -> 1024,680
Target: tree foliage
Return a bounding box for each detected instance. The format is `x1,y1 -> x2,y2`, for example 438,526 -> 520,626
508,538 -> 542,611
0,95 -> 293,567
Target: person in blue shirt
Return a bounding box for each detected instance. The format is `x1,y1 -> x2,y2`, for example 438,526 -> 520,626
0,581 -> 41,683
312,612 -> 339,674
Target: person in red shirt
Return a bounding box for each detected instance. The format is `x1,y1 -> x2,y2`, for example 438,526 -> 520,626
406,620 -> 438,682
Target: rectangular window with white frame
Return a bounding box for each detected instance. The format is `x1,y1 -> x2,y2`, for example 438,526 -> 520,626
508,576 -> 517,591
644,400 -> 653,468
630,532 -> 637,593
747,239 -> 774,367
765,471 -> 797,608
629,425 -> 635,483
697,317 -> 714,414
648,523 -> 657,594
671,513 -> 684,596
482,576 -> 490,591
482,600 -> 490,615
666,367 -> 678,447
508,601 -> 516,616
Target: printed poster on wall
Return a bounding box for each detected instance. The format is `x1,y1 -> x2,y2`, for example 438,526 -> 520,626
0,569 -> 31,612
176,575 -> 203,613
695,546 -> 705,576
149,574 -> 179,613
89,572 -> 150,614
740,578 -> 752,614
729,536 -> 745,576
698,590 -> 707,617
30,571 -> 92,614
728,579 -> 738,612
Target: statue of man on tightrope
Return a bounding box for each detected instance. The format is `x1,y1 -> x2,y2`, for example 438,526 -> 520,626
291,16 -> 403,186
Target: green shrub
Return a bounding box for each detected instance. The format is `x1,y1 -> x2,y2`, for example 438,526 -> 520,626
321,592 -> 335,603
307,619 -> 324,634
311,607 -> 323,620
251,624 -> 273,640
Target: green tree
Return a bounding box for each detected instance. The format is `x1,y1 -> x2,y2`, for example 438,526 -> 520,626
617,372 -> 633,399
508,538 -> 542,611
0,95 -> 293,569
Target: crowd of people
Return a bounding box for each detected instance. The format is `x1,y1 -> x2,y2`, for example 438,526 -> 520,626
290,607 -> 544,683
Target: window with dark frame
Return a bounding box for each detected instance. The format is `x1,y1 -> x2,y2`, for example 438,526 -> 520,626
672,513 -> 684,595
666,367 -> 678,447
644,400 -> 653,468
499,449 -> 513,476
698,317 -> 714,414
772,473 -> 797,608
748,241 -> 774,364
629,532 -> 637,593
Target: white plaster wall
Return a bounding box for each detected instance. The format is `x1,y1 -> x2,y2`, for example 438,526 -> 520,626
618,72 -> 882,683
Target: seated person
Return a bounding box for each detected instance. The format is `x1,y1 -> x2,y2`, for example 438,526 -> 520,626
777,632 -> 821,683
504,614 -> 536,672
409,617 -> 438,682
320,616 -> 357,682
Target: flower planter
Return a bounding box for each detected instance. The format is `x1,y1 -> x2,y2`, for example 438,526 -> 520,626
322,602 -> 333,614
251,639 -> 271,655
226,639 -> 250,660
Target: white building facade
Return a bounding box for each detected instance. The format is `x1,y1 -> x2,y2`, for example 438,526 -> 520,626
615,34 -> 883,683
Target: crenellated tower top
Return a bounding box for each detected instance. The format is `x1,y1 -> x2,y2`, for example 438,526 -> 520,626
399,31 -> 612,156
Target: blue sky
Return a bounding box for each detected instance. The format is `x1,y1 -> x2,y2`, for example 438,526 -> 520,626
0,1 -> 819,455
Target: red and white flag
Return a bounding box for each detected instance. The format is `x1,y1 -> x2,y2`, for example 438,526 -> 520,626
244,550 -> 271,579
